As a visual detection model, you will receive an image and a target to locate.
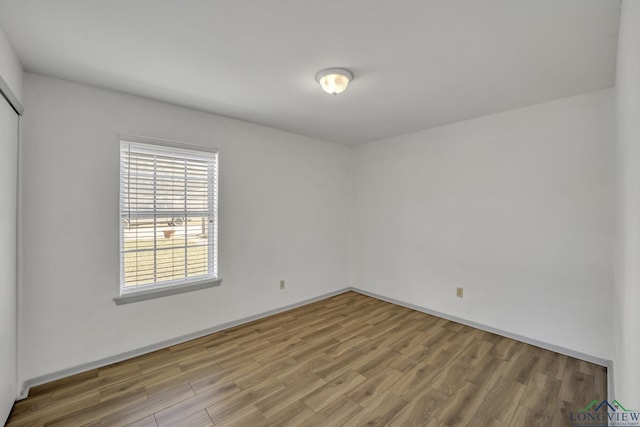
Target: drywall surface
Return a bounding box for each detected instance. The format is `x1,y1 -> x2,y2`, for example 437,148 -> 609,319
19,73 -> 351,383
0,94 -> 18,426
614,0 -> 640,404
353,89 -> 615,360
0,24 -> 22,107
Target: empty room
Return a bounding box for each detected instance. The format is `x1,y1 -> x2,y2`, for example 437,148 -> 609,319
0,1 -> 639,426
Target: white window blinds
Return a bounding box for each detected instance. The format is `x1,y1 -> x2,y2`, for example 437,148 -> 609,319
119,137 -> 218,293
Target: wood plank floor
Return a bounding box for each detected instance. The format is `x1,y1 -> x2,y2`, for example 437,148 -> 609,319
7,291 -> 607,426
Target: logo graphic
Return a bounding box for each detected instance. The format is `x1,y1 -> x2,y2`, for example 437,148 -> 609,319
570,400 -> 640,427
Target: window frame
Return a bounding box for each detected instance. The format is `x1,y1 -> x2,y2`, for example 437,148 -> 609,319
114,134 -> 221,305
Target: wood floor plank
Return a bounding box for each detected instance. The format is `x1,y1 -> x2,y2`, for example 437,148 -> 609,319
152,382 -> 239,426
347,368 -> 404,407
519,372 -> 561,418
420,340 -> 463,366
28,370 -> 99,397
594,365 -> 608,401
124,414 -> 158,427
254,372 -> 325,418
325,335 -> 369,357
189,362 -> 259,394
387,386 -> 448,427
98,364 -> 182,401
510,405 -> 551,427
45,389 -> 148,427
476,376 -> 526,424
255,336 -> 307,362
6,291 -> 608,427
276,353 -> 334,384
550,398 -> 576,426
491,336 -> 520,361
453,338 -> 494,366
266,400 -> 315,427
301,397 -> 361,427
434,381 -> 489,426
388,353 -> 420,373
466,355 -> 508,390
504,344 -> 541,385
558,357 -> 595,405
156,410 -> 212,427
98,381 -> 195,427
431,360 -> 476,395
7,393 -> 102,427
535,349 -> 567,380
260,400 -> 316,427
389,362 -> 440,400
205,375 -> 283,423
465,411 -> 507,427
341,391 -> 407,427
311,349 -> 363,382
212,404 -> 267,427
351,345 -> 397,378
302,369 -> 366,412
8,391 -> 52,418
232,355 -> 297,390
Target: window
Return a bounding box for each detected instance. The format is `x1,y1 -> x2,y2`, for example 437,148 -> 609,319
115,135 -> 220,304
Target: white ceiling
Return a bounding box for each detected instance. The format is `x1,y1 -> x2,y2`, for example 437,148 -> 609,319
0,0 -> 621,145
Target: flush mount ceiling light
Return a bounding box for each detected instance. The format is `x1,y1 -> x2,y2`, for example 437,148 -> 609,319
316,68 -> 353,95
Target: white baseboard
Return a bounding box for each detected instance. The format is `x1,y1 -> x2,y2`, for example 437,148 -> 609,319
17,287 -> 351,399
348,287 -> 615,399
18,286 -> 615,401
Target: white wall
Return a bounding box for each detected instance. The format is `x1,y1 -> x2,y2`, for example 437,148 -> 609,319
0,24 -> 23,107
19,73 -> 351,383
614,0 -> 640,404
353,89 -> 615,360
0,95 -> 19,426
0,22 -> 21,425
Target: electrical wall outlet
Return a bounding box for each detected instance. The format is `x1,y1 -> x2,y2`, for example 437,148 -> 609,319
456,287 -> 463,298
280,280 -> 285,290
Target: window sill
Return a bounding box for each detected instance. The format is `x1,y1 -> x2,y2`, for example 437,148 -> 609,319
113,278 -> 222,305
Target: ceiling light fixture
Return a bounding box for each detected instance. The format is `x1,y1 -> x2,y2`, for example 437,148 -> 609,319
316,68 -> 353,95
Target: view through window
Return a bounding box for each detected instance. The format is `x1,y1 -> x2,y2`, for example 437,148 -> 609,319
119,136 -> 218,294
